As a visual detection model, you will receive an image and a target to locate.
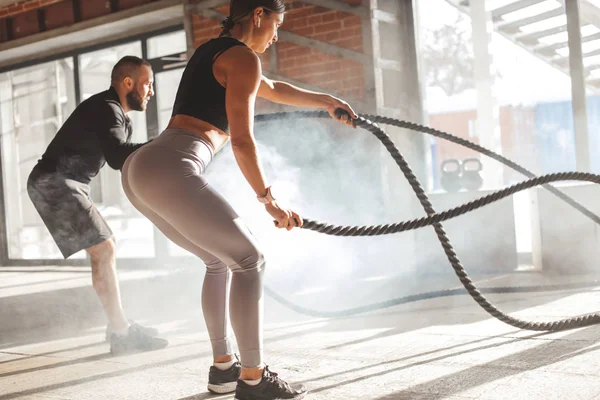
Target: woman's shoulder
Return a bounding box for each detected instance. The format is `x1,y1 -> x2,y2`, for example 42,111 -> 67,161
201,36 -> 247,49
215,40 -> 258,64
192,36 -> 251,59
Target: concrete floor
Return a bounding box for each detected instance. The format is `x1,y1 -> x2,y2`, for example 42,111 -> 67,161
2,266 -> 600,399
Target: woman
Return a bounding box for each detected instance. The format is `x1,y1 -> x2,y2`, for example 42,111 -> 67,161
122,1 -> 357,399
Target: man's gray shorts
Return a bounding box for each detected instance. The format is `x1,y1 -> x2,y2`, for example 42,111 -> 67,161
27,166 -> 113,259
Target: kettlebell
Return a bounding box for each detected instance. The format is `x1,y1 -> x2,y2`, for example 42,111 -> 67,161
440,159 -> 463,193
461,157 -> 484,191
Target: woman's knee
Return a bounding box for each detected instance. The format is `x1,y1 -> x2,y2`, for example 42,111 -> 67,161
231,246 -> 265,273
205,258 -> 228,274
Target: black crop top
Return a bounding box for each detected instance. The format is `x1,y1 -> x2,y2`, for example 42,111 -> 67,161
171,37 -> 247,133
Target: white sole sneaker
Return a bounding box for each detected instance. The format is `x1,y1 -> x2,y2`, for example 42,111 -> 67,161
207,381 -> 237,394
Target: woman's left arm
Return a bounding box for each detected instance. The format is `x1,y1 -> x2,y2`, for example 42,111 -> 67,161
258,75 -> 358,127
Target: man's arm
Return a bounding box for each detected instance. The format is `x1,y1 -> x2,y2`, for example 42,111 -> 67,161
93,102 -> 147,170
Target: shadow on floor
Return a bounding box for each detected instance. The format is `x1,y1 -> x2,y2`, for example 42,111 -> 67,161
308,326 -> 600,399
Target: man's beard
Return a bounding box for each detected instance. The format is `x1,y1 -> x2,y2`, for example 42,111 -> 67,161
126,89 -> 145,111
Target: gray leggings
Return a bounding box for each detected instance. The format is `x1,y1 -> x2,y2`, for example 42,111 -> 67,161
122,128 -> 265,368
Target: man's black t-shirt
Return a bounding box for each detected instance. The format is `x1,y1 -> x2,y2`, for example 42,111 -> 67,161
36,86 -> 145,183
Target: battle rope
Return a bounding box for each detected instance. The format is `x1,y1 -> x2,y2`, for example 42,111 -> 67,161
255,111 -> 600,331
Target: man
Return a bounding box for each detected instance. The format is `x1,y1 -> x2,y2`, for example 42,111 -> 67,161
27,56 -> 167,355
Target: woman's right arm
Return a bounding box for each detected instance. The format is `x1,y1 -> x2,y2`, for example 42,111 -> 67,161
220,46 -> 302,230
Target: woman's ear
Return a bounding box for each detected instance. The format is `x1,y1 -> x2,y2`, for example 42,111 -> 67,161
254,7 -> 264,26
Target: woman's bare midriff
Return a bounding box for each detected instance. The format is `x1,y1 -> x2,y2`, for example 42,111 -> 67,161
166,114 -> 231,154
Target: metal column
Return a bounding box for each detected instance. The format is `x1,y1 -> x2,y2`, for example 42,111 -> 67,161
363,0 -> 426,274
366,0 -> 427,192
360,0 -> 378,115
565,0 -> 590,172
183,0 -> 195,59
0,138 -> 8,265
470,0 -> 503,188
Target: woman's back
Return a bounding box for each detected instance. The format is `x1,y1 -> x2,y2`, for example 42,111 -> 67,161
171,37 -> 246,134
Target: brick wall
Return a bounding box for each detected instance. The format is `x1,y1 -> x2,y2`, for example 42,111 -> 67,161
190,0 -> 368,112
277,2 -> 364,100
0,0 -> 371,112
0,0 -> 159,42
0,0 -> 63,18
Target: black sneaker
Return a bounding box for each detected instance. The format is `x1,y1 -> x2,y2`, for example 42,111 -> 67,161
234,366 -> 307,400
105,320 -> 159,342
110,324 -> 168,355
207,355 -> 242,394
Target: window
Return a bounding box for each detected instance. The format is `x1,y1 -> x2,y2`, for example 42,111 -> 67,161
0,26 -> 187,263
0,59 -> 77,259
147,30 -> 187,59
78,41 -> 154,258
155,68 -> 184,133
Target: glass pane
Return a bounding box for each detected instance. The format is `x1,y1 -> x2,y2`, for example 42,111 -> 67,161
78,41 -> 155,258
151,67 -> 189,257
0,59 -> 79,259
156,68 -> 185,133
147,30 -> 187,59
79,41 -> 148,139
417,0 -> 574,191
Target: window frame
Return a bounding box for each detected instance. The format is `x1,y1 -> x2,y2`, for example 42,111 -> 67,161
0,24 -> 191,267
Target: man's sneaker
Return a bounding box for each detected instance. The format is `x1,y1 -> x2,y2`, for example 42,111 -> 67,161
207,355 -> 242,394
110,324 -> 168,355
234,366 -> 307,400
105,320 -> 159,342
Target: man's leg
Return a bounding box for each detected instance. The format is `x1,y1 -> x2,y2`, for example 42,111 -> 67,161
26,168 -> 165,353
86,236 -> 167,354
27,170 -> 127,327
86,237 -> 129,334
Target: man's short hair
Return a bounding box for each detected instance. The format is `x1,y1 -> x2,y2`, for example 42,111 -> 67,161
111,56 -> 151,85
